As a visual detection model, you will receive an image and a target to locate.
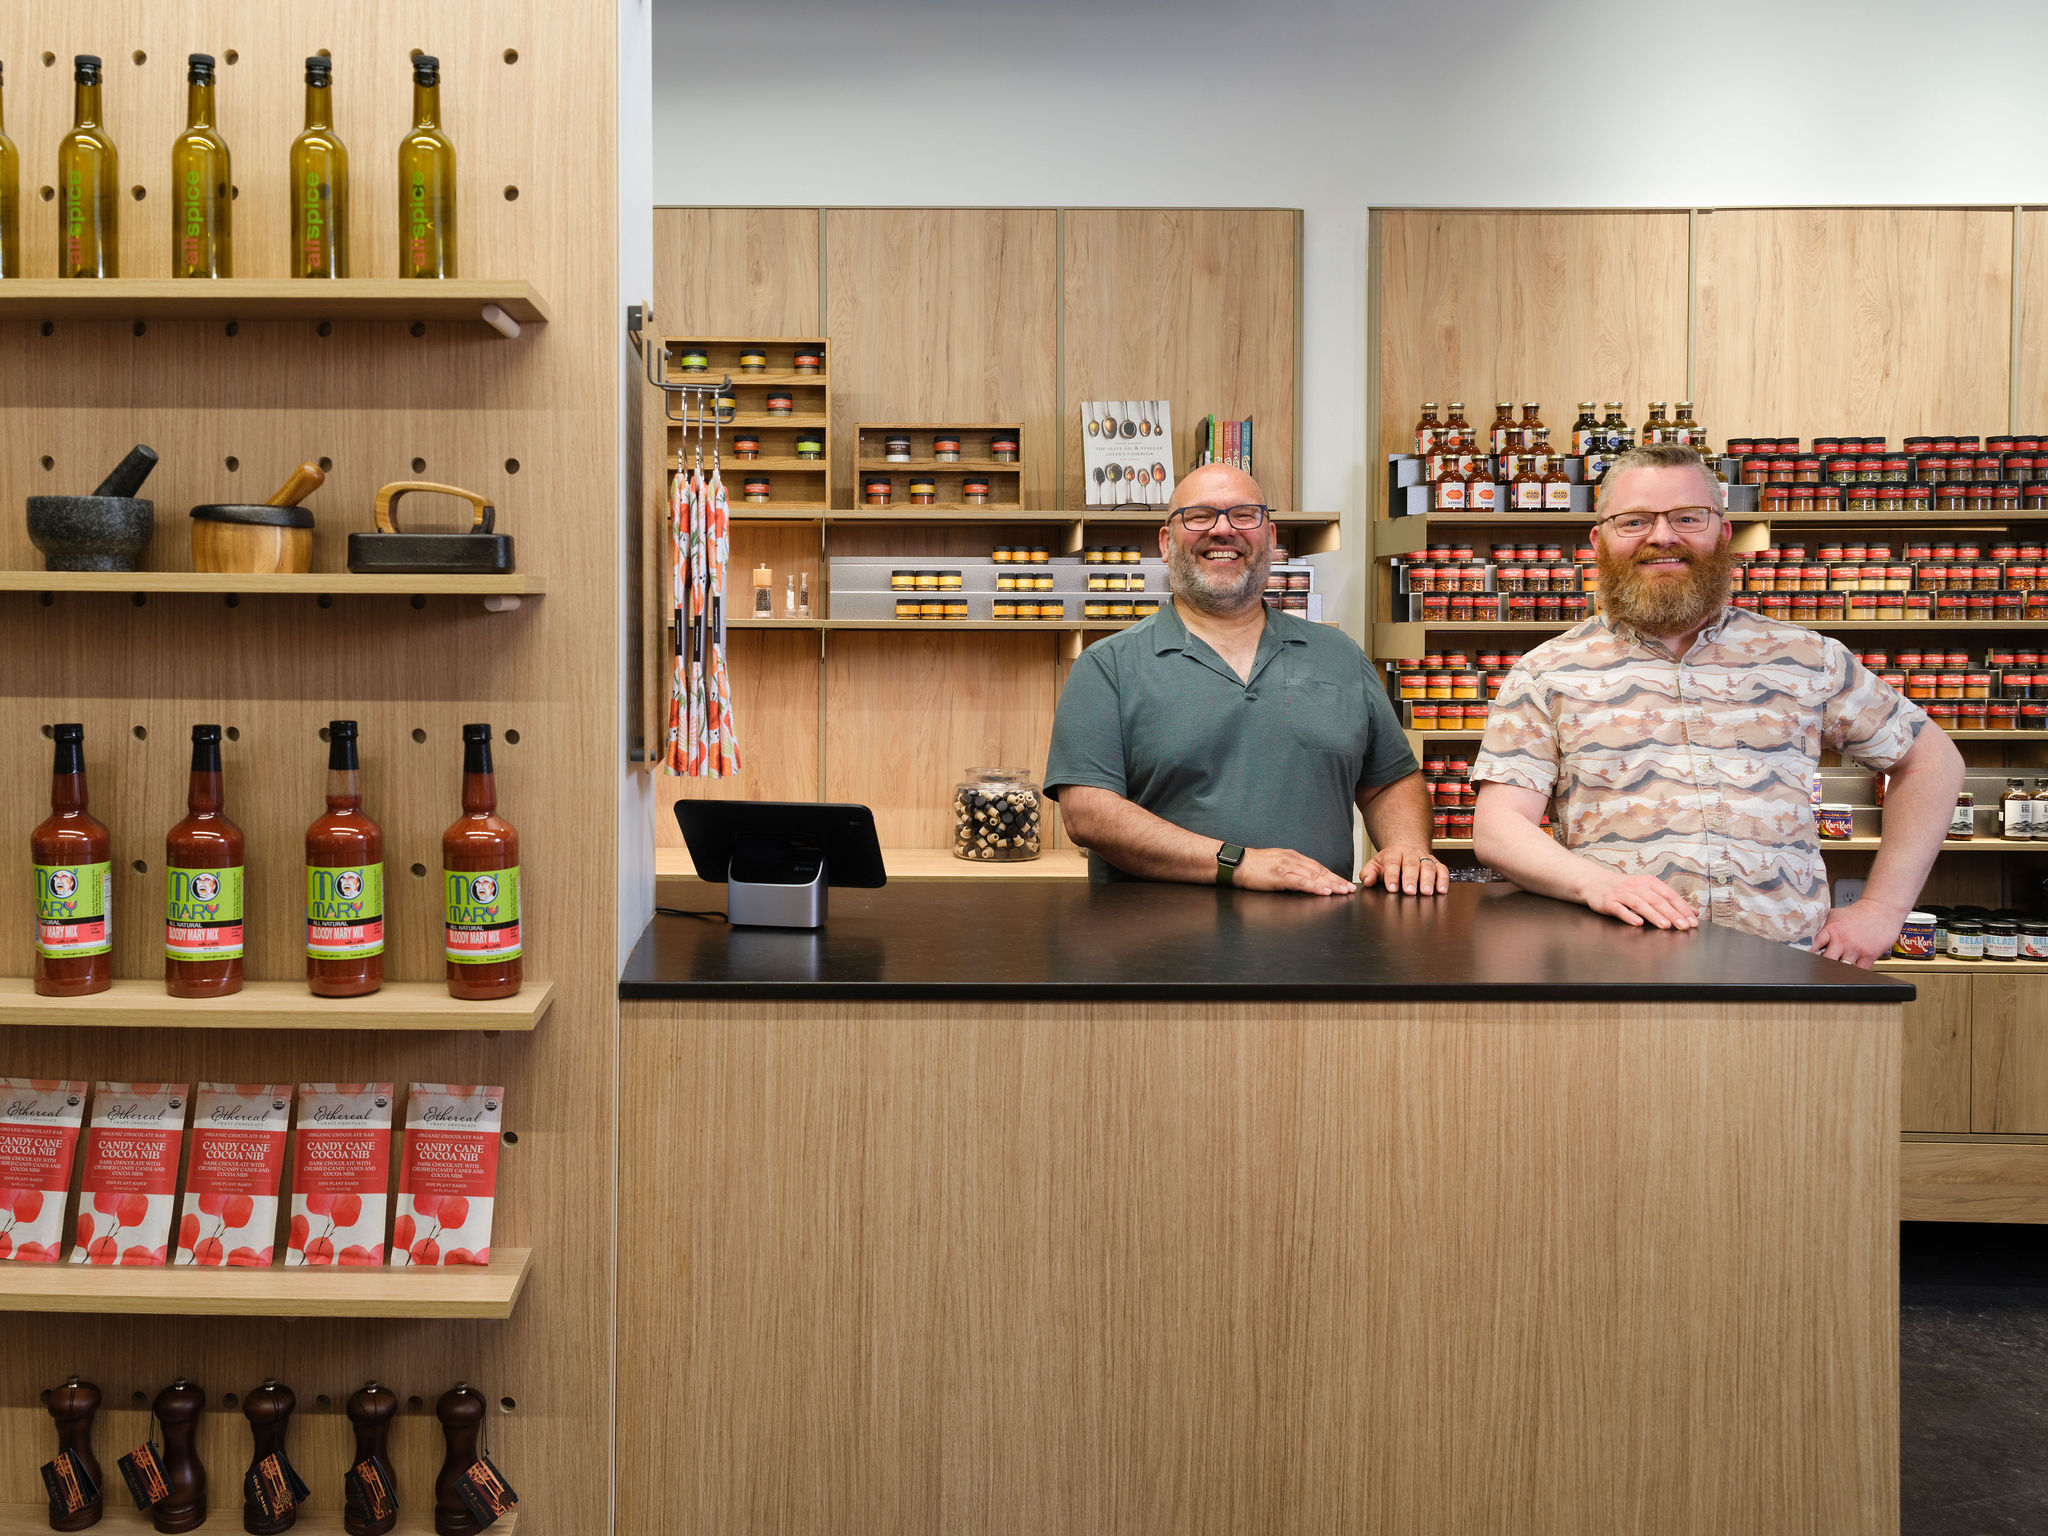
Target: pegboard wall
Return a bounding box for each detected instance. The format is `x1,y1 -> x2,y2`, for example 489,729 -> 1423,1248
0,2 -> 621,1527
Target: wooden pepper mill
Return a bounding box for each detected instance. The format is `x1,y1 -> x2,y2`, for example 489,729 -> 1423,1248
46,1377 -> 103,1532
151,1379 -> 207,1535
242,1380 -> 297,1534
432,1384 -> 486,1536
344,1382 -> 398,1536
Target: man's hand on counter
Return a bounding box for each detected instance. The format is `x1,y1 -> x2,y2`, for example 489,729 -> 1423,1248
1236,847 -> 1358,896
1359,845 -> 1450,897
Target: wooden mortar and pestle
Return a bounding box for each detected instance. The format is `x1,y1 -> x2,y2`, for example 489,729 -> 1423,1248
190,462 -> 323,574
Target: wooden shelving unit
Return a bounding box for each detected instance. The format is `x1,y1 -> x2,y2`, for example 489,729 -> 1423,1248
663,335 -> 832,513
0,278 -> 550,332
0,1248 -> 532,1319
855,422 -> 1027,511
0,1511 -> 515,1536
0,572 -> 545,598
0,978 -> 553,1031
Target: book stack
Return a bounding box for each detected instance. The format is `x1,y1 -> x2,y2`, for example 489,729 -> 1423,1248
1195,415 -> 1253,473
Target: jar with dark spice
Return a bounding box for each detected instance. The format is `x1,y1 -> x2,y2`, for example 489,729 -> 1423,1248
766,393 -> 795,417
953,768 -> 1044,862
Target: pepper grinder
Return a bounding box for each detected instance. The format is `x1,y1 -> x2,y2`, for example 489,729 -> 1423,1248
46,1377 -> 103,1532
344,1382 -> 398,1536
151,1379 -> 207,1535
242,1380 -> 296,1534
432,1384 -> 486,1536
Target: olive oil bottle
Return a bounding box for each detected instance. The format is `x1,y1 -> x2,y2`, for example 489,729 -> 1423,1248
290,56 -> 347,277
171,53 -> 231,277
57,54 -> 118,278
0,62 -> 20,277
398,53 -> 455,278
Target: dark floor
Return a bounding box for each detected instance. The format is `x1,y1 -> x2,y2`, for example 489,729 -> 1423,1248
1903,1221 -> 2048,1535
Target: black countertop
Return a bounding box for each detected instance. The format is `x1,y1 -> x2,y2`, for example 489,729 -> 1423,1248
619,880 -> 1915,1004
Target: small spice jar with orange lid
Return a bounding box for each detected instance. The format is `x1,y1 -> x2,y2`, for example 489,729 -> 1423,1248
990,436 -> 1019,463
963,478 -> 993,506
733,433 -> 762,460
742,476 -> 771,503
792,349 -> 823,374
766,393 -> 795,417
863,475 -> 893,508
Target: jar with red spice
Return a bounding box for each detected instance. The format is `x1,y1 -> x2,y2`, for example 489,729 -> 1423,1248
1926,702 -> 1958,729
1562,595 -> 1588,621
1996,593 -> 2025,621
1968,593 -> 1995,620
1990,702 -> 2019,731
1905,486 -> 1931,510
1485,672 -> 1509,698
1761,487 -> 1789,517
1414,705 -> 1442,733
1959,701 -> 1988,731
2027,484 -> 2048,510
1906,673 -> 1937,701
1431,807 -> 1450,837
1460,566 -> 1488,594
1906,540 -> 1934,561
1935,594 -> 1965,622
1507,595 -> 1536,621
1742,458 -> 1772,486
1883,456 -> 1910,482
1793,456 -> 1822,483
1449,595 -> 1475,622
2032,595 -> 2048,621
1536,594 -> 1563,621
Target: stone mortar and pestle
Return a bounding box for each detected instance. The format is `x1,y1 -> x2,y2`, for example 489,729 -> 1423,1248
27,445 -> 159,571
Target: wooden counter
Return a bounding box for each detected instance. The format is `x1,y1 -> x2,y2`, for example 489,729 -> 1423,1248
618,884 -> 1905,1534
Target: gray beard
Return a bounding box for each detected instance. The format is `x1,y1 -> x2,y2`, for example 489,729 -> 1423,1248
1166,537 -> 1272,616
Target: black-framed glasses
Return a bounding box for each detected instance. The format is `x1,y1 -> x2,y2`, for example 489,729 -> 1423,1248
1172,504 -> 1271,532
1597,506 -> 1721,539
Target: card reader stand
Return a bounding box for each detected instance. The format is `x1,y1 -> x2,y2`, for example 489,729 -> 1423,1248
726,836 -> 829,928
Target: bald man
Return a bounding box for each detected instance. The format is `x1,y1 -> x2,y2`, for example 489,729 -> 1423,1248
1044,465 -> 1444,894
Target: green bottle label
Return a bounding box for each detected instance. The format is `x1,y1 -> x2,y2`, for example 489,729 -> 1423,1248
35,861 -> 111,958
165,865 -> 245,961
444,865 -> 520,964
307,863 -> 385,960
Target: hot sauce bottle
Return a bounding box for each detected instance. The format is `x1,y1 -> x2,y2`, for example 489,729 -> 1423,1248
307,720 -> 384,997
1570,402 -> 1599,456
443,724 -> 521,999
165,723 -> 244,998
33,723 -> 113,997
1413,401 -> 1440,459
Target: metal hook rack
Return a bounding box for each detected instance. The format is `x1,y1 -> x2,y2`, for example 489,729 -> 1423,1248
628,303 -> 738,428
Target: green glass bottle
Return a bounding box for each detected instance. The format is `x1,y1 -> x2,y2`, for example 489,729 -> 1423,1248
0,62 -> 20,277
57,54 -> 117,278
398,53 -> 455,278
171,53 -> 231,278
290,56 -> 347,277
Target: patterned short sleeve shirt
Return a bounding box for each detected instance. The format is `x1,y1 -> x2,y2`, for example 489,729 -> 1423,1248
1470,607 -> 1928,945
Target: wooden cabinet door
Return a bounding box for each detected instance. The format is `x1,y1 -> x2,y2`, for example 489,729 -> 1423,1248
1902,973 -> 1972,1132
1971,974 -> 2048,1132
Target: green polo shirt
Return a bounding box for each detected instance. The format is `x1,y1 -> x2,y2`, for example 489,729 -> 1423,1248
1044,602 -> 1417,881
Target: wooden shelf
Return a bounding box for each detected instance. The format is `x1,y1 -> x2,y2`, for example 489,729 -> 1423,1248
724,413 -> 828,430
0,1248 -> 532,1318
659,846 -> 1087,882
855,459 -> 1025,473
711,371 -> 829,387
1403,727 -> 2048,746
1876,957 -> 2048,974
1375,511 -> 2048,558
0,1510 -> 516,1536
728,505 -> 830,517
732,618 -> 1097,632
0,278 -> 549,330
0,978 -> 553,1031
720,456 -> 829,471
0,571 -> 545,597
824,509 -> 1078,525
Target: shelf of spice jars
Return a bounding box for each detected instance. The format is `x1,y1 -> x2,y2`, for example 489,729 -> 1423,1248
723,413 -> 829,431
0,572 -> 546,598
0,1247 -> 532,1319
0,978 -> 553,1031
0,1512 -> 518,1536
1377,619 -> 2048,650
1875,956 -> 2048,974
1404,727 -> 2048,750
0,279 -> 551,332
656,845 -> 1087,881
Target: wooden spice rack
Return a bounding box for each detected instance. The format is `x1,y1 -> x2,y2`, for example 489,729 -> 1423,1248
665,335 -> 831,511
854,422 -> 1026,512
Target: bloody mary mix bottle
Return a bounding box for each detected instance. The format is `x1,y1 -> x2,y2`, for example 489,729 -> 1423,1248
165,724 -> 244,998
306,719 -> 383,996
443,724 -> 521,999
32,723 -> 113,997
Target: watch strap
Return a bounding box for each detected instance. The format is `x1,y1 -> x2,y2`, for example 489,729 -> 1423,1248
1216,842 -> 1245,886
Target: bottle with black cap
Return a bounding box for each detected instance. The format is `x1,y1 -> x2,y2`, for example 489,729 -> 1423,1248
0,60 -> 19,277
171,53 -> 231,276
32,724 -> 112,997
166,724 -> 245,998
290,55 -> 348,277
442,725 -> 520,998
57,54 -> 117,277
398,52 -> 455,278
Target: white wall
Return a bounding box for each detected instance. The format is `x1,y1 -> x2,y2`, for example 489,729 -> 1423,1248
650,0 -> 2048,630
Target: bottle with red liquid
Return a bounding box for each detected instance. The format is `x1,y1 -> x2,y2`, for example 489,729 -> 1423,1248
307,719 -> 384,996
32,723 -> 113,997
443,723 -> 521,999
165,723 -> 244,997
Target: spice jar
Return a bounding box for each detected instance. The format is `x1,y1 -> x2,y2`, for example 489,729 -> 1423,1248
2023,920 -> 2048,961
738,351 -> 767,373
955,768 -> 1045,861
795,435 -> 823,461
963,478 -> 993,505
883,436 -> 913,462
944,600 -> 969,621
991,600 -> 1018,620
991,436 -> 1019,463
676,349 -> 709,373
933,436 -> 962,462
1892,912 -> 1937,960
1959,701 -> 1988,730
1950,919 -> 1986,960
1987,921 -> 2021,961
910,479 -> 938,506
733,434 -> 762,460
1029,546 -> 1051,564
895,598 -> 921,620
766,394 -> 795,417
792,349 -> 823,374
742,476 -> 771,503
1990,702 -> 2019,730
864,476 -> 893,508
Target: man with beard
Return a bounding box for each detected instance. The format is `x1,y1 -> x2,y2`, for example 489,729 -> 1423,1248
1044,465 -> 1442,893
1471,444 -> 1963,965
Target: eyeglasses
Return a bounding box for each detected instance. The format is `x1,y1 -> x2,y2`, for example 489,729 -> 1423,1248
1172,504 -> 1271,532
1597,507 -> 1722,539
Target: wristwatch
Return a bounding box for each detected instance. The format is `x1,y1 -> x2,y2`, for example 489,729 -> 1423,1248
1215,842 -> 1246,886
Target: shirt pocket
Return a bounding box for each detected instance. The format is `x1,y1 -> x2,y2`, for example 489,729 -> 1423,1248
1279,676 -> 1359,756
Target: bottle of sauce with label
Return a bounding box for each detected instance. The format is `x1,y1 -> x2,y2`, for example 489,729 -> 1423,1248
2002,778 -> 2032,842
2032,780 -> 2048,839
1517,402 -> 1545,459
1539,429 -> 1574,509
1487,402 -> 1515,460
1430,434 -> 1468,511
398,53 -> 456,278
1601,402 -> 1631,452
1443,403 -> 1470,470
306,720 -> 384,996
443,724 -> 521,999
1570,403 -> 1599,456
1673,401 -> 1700,446
1413,402 -> 1440,459
1640,401 -> 1669,446
57,55 -> 117,278
170,54 -> 231,277
166,724 -> 244,997
0,62 -> 19,278
33,723 -> 112,997
290,56 -> 348,278
1509,437 -> 1546,510
1464,435 -> 1498,512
